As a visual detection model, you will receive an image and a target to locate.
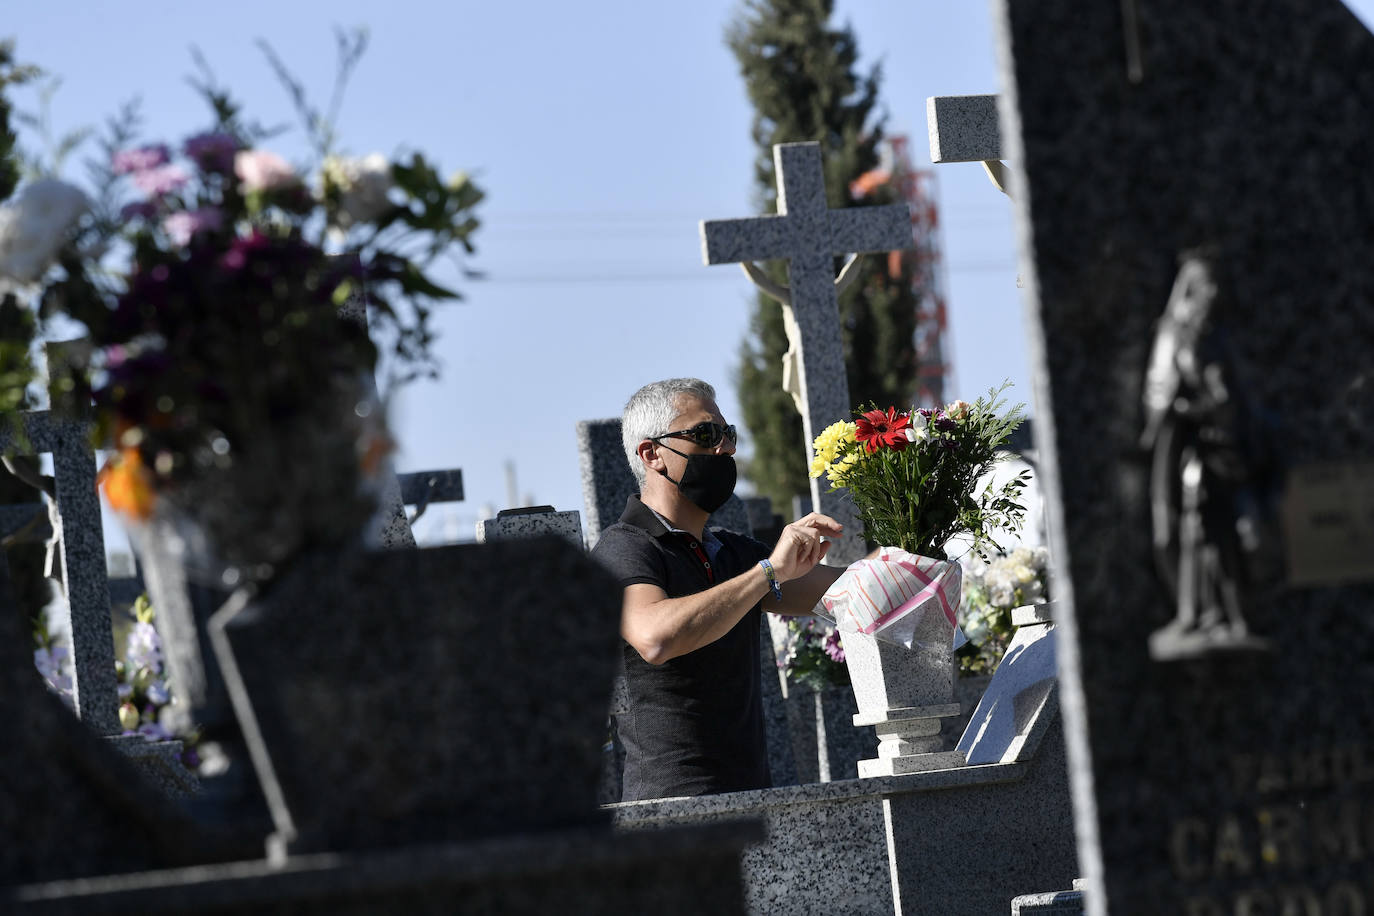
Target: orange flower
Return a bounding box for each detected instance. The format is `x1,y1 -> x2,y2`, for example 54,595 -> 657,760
358,431 -> 395,477
854,407 -> 911,453
99,448 -> 157,520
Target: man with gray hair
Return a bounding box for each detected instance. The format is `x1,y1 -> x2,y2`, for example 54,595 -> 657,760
592,377 -> 851,800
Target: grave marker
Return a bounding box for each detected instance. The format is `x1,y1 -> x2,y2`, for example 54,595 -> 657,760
995,0 -> 1374,909
0,411 -> 119,734
700,141 -> 911,564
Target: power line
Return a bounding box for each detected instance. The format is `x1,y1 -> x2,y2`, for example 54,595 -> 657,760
473,261 -> 1017,285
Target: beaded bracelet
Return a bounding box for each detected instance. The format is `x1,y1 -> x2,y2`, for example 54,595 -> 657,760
758,559 -> 783,602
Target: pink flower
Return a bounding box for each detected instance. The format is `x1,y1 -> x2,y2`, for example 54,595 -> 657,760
131,164 -> 191,196
111,144 -> 170,175
945,400 -> 972,421
823,628 -> 845,663
161,207 -> 223,247
235,149 -> 298,192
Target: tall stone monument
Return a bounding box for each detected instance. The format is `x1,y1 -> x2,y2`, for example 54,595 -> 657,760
700,141 -> 911,565
995,0 -> 1374,911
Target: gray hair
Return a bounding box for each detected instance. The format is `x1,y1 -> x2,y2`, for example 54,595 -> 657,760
621,378 -> 717,488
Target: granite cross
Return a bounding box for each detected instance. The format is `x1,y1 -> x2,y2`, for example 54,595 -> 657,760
0,410 -> 120,735
700,141 -> 911,563
926,94 -> 1010,195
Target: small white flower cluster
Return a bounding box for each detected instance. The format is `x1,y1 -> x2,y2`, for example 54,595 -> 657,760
960,545 -> 1051,650
322,152 -> 394,227
975,545 -> 1050,610
0,178 -> 88,289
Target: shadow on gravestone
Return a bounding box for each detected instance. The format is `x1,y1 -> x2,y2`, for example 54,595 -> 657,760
996,0 -> 1374,909
0,560 -> 251,887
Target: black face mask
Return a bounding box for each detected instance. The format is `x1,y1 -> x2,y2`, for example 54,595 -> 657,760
656,442 -> 737,513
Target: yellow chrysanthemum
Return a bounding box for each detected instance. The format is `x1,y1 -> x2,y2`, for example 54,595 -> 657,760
812,420 -> 856,466
808,455 -> 828,479
827,452 -> 862,485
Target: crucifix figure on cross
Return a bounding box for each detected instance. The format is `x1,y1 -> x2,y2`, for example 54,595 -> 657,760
700,141 -> 912,564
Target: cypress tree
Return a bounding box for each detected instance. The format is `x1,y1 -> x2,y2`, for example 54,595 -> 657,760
727,0 -> 917,511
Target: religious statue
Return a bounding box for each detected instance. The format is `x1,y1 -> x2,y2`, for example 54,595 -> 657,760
1140,252 -> 1278,660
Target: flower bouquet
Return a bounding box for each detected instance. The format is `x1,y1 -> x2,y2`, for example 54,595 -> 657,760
811,385 -> 1030,649
1,55 -> 482,583
776,616 -> 849,692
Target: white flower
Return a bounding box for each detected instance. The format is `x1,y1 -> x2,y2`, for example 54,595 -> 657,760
125,620 -> 163,674
988,581 -> 1016,609
235,149 -> 298,193
0,179 -> 89,284
323,152 -> 393,226
146,679 -> 170,705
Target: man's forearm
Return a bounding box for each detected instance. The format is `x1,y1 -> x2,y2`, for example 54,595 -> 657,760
625,564 -> 773,664
772,561 -> 846,617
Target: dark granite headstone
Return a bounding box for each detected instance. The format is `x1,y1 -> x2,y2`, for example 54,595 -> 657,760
0,559 -> 248,886
211,538 -> 624,855
996,0 -> 1374,910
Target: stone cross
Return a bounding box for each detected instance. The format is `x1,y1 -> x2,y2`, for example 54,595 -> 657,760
700,141 -> 911,564
926,94 -> 1010,195
0,410 -> 120,735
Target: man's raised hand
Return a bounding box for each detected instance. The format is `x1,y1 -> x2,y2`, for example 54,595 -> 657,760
767,512 -> 844,582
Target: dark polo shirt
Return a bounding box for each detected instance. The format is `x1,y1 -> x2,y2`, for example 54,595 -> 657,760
592,494 -> 771,800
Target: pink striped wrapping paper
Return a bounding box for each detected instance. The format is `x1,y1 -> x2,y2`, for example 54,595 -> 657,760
820,547 -> 966,650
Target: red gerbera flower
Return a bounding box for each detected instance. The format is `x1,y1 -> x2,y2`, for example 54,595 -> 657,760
854,407 -> 910,453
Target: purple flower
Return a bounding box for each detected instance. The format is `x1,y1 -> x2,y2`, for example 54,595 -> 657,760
934,414 -> 958,433
111,144 -> 171,176
131,164 -> 190,196
183,131 -> 239,173
120,200 -> 158,223
220,228 -> 272,271
823,629 -> 845,664
137,721 -> 173,742
162,207 -> 223,247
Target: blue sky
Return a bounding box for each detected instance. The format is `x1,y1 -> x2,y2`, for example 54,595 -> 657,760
9,1 -> 1373,545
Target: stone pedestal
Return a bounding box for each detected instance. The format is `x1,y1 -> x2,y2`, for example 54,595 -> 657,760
844,631 -> 966,777
854,704 -> 965,777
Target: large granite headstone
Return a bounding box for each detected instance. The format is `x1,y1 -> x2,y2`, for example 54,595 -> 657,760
210,538 -> 621,855
3,540 -> 762,913
996,0 -> 1374,910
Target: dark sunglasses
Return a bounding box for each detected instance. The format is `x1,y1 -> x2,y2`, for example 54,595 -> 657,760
651,421 -> 738,449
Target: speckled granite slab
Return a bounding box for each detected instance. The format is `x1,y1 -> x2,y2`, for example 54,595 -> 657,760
995,0 -> 1374,911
